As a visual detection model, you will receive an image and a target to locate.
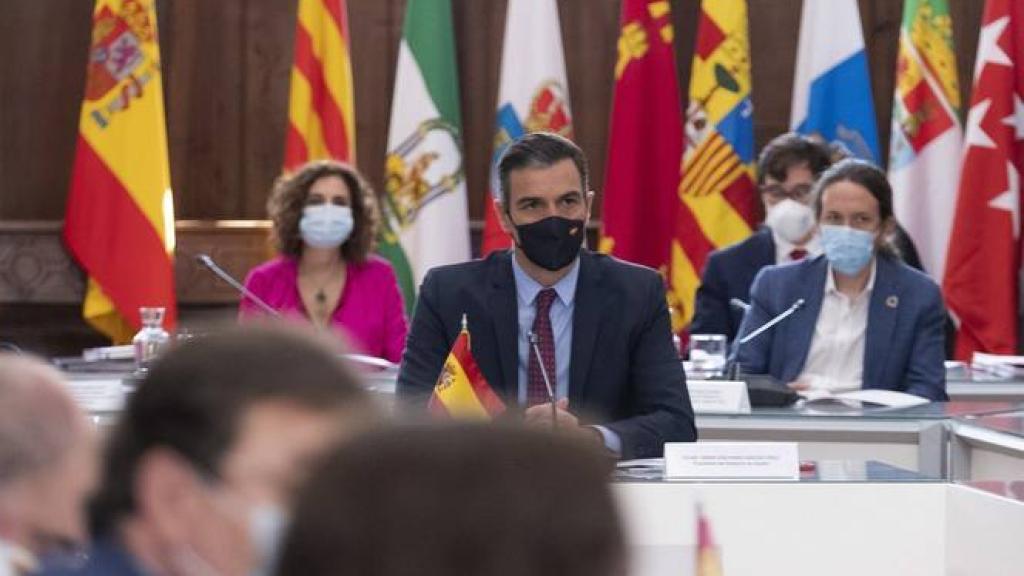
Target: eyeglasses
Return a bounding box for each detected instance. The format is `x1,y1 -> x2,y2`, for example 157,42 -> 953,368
759,183 -> 813,201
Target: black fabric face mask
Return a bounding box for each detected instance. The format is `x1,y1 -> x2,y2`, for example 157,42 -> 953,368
510,215 -> 585,271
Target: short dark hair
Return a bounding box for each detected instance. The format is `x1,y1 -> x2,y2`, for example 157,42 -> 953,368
812,158 -> 894,222
268,160 -> 379,263
277,424 -> 625,576
757,132 -> 835,185
89,326 -> 373,536
497,132 -> 589,208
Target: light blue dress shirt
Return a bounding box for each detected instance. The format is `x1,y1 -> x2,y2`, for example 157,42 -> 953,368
510,254 -> 621,453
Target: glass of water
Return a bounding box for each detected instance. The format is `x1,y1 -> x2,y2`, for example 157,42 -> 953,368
688,334 -> 728,377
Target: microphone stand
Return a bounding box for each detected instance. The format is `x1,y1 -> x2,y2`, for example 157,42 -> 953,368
195,254 -> 281,318
528,331 -> 558,430
728,298 -> 806,380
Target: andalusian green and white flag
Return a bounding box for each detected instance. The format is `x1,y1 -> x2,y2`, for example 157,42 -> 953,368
379,0 -> 470,311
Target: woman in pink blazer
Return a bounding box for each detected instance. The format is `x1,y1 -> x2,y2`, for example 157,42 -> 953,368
240,160 -> 408,363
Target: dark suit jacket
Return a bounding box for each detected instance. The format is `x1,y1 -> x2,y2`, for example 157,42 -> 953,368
397,249 -> 697,458
691,228 -> 775,342
733,255 -> 948,401
37,538 -> 144,576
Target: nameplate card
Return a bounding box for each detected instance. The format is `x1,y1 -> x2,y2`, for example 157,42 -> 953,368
687,380 -> 751,414
664,442 -> 799,481
64,378 -> 126,413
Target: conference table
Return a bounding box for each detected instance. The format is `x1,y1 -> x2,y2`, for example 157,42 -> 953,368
63,364 -> 1024,575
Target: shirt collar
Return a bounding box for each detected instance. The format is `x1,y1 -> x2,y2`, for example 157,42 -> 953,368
772,229 -> 823,259
825,258 -> 877,297
511,252 -> 580,308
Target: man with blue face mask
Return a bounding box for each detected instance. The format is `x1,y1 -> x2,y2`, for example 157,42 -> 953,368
39,327 -> 378,576
733,159 -> 947,401
398,132 -> 697,459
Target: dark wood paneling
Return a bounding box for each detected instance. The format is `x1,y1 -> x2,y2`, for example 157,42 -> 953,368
0,0 -> 985,224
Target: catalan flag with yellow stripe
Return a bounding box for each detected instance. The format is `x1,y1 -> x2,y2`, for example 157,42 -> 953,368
65,0 -> 176,343
285,0 -> 356,168
429,317 -> 505,420
671,0 -> 759,332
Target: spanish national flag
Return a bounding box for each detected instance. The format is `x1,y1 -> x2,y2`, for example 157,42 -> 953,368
285,0 -> 356,168
65,0 -> 176,343
429,316 -> 505,420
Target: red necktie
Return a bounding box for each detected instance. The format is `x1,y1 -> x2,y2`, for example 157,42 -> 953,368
789,248 -> 808,261
527,289 -> 558,406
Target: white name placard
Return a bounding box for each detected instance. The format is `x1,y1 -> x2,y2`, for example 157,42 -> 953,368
664,442 -> 799,481
687,380 -> 750,414
65,378 -> 126,413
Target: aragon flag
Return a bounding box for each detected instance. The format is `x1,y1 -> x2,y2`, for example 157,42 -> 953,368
672,0 -> 759,332
429,316 -> 505,420
599,0 -> 684,279
284,0 -> 356,168
65,0 -> 176,343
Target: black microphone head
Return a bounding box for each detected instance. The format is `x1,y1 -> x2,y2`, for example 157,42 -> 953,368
195,253 -> 213,266
793,298 -> 806,310
527,331 -> 538,345
729,298 -> 750,312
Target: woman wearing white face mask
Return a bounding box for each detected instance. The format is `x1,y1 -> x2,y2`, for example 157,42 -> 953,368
732,159 -> 947,401
240,161 -> 408,363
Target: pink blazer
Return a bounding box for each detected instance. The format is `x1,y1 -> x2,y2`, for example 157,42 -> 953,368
239,256 -> 409,363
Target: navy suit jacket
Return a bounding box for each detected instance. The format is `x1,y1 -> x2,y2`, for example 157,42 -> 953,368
397,249 -> 697,458
37,538 -> 144,576
733,255 -> 948,401
691,228 -> 775,342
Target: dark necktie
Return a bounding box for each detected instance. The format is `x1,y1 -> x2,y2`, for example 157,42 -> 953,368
789,248 -> 808,261
527,288 -> 558,406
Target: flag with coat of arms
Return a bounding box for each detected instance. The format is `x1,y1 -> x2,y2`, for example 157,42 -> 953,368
429,315 -> 505,419
480,0 -> 573,256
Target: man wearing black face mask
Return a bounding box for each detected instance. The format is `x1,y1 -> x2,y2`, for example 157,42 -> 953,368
397,132 -> 697,459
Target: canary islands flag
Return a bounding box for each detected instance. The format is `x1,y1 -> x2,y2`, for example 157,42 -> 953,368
429,316 -> 505,419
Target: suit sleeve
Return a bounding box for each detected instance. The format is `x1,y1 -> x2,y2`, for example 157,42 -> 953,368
396,270 -> 451,409
604,274 -> 698,459
732,268 -> 775,375
903,283 -> 948,401
691,252 -> 733,340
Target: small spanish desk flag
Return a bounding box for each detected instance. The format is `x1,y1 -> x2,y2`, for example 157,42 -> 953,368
429,315 -> 505,420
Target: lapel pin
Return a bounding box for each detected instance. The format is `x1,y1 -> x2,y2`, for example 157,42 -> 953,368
886,295 -> 899,309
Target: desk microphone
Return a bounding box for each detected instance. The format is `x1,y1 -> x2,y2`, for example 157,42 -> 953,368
729,298 -> 751,313
527,331 -> 558,429
195,254 -> 281,318
727,298 -> 805,379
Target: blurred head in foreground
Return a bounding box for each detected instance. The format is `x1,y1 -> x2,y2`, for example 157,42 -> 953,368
277,424 -> 626,576
0,354 -> 97,570
86,325 -> 378,576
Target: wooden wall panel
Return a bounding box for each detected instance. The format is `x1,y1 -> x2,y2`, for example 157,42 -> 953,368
0,0 -> 985,224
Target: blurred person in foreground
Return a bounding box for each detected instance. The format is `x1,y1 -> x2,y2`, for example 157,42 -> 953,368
0,355 -> 97,575
240,160 -> 408,363
276,424 -> 626,576
40,326 -> 378,576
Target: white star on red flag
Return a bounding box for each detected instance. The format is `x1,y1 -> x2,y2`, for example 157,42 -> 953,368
965,98 -> 997,150
975,16 -> 1012,80
1002,93 -> 1024,140
989,161 -> 1021,239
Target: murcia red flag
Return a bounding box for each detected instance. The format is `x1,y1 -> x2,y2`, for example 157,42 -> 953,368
599,0 -> 683,276
944,0 -> 1024,358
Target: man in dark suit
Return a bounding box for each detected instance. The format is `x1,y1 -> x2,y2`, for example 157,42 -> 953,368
691,133 -> 833,342
691,134 -> 931,344
397,132 -> 696,459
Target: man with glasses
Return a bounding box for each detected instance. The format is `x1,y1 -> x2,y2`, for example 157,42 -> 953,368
691,133 -> 834,342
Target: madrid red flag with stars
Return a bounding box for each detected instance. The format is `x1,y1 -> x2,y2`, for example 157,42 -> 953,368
944,0 -> 1024,358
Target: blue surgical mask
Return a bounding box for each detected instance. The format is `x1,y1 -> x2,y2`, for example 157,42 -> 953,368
300,204 -> 353,248
820,224 -> 875,276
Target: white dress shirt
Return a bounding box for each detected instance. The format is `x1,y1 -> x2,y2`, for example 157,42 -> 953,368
797,260 -> 877,392
772,230 -> 822,264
